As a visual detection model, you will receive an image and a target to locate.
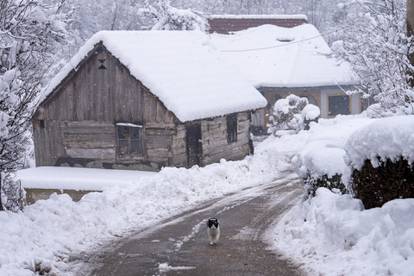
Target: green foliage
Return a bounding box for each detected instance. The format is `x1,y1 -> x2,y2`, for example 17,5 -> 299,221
352,157 -> 414,209
305,172 -> 347,198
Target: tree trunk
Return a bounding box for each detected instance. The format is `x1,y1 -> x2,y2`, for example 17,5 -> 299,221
408,0 -> 414,36
408,0 -> 414,86
0,172 -> 3,211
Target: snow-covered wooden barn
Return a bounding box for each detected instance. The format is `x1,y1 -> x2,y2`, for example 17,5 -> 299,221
208,15 -> 360,133
32,31 -> 267,171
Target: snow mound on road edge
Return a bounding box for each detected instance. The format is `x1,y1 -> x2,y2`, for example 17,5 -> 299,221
267,188 -> 414,276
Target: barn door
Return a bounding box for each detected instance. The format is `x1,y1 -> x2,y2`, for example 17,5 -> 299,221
186,123 -> 202,167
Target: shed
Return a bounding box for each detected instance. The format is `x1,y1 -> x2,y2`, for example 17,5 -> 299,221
208,16 -> 360,134
32,31 -> 267,171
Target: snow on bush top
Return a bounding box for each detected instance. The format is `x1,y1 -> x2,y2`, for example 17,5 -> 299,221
42,31 -> 267,122
345,115 -> 414,169
212,24 -> 357,88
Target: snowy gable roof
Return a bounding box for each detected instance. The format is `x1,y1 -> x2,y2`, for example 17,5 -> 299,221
211,24 -> 357,88
43,31 -> 267,122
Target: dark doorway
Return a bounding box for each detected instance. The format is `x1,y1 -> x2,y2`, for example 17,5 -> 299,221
186,123 -> 202,167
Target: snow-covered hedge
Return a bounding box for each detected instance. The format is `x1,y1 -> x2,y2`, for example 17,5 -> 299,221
295,115 -> 372,196
345,116 -> 414,169
269,188 -> 414,276
345,116 -> 414,208
268,94 -> 320,136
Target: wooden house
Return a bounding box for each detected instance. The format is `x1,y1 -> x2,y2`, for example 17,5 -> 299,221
32,31 -> 267,171
208,15 -> 361,134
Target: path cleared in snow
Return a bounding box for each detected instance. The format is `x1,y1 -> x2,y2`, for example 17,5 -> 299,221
79,174 -> 304,276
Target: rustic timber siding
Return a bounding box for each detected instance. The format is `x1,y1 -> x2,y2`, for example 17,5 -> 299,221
33,45 -> 176,170
208,17 -> 307,34
201,112 -> 251,164
33,44 -> 255,171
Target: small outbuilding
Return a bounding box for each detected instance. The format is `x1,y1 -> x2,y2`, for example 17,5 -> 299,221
32,31 -> 267,171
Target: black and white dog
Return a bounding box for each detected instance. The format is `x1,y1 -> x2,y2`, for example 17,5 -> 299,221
207,218 -> 220,245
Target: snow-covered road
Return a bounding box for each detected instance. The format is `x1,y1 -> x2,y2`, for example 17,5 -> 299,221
77,174 -> 304,276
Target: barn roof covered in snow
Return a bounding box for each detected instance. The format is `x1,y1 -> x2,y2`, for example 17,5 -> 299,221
211,24 -> 357,88
42,31 -> 267,122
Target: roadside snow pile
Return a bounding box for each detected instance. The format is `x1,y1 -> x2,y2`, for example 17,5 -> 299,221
295,115 -> 372,179
268,188 -> 414,276
17,167 -> 156,191
345,115 -> 414,169
268,114 -> 414,275
0,140 -> 290,276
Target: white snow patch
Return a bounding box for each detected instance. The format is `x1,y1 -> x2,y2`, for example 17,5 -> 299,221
345,115 -> 414,169
17,167 -> 156,191
212,24 -> 357,88
158,262 -> 195,272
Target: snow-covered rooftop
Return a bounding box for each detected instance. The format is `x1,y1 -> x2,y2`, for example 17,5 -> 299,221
43,31 -> 267,122
211,24 -> 357,88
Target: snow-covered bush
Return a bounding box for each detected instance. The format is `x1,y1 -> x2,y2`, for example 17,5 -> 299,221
0,173 -> 24,212
270,187 -> 414,276
301,144 -> 349,197
333,0 -> 414,116
0,0 -> 67,210
346,116 -> 414,208
140,0 -> 208,31
268,94 -> 320,136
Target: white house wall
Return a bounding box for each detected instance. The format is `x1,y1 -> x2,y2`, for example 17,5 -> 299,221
320,88 -> 362,118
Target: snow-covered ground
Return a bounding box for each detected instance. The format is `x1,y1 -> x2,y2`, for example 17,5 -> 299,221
17,167 -> 156,191
2,114 -> 413,275
266,115 -> 414,276
1,137 -> 291,275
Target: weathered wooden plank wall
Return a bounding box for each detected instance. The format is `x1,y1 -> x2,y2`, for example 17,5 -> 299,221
33,46 -> 177,170
201,112 -> 251,165
33,44 -> 254,171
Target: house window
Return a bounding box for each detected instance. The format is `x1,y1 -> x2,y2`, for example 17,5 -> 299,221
329,95 -> 350,116
116,123 -> 143,156
227,114 -> 237,144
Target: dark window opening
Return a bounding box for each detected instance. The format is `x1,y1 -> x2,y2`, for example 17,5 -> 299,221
116,123 -> 143,157
39,120 -> 45,129
329,95 -> 350,116
98,58 -> 106,70
227,113 -> 238,144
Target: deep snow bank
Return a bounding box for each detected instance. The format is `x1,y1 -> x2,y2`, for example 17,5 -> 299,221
267,114 -> 414,276
268,188 -> 414,276
1,139 -> 290,276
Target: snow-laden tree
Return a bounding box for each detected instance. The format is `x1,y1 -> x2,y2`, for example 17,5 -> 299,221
140,0 -> 208,31
333,0 -> 414,117
0,0 -> 67,210
268,94 -> 320,136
